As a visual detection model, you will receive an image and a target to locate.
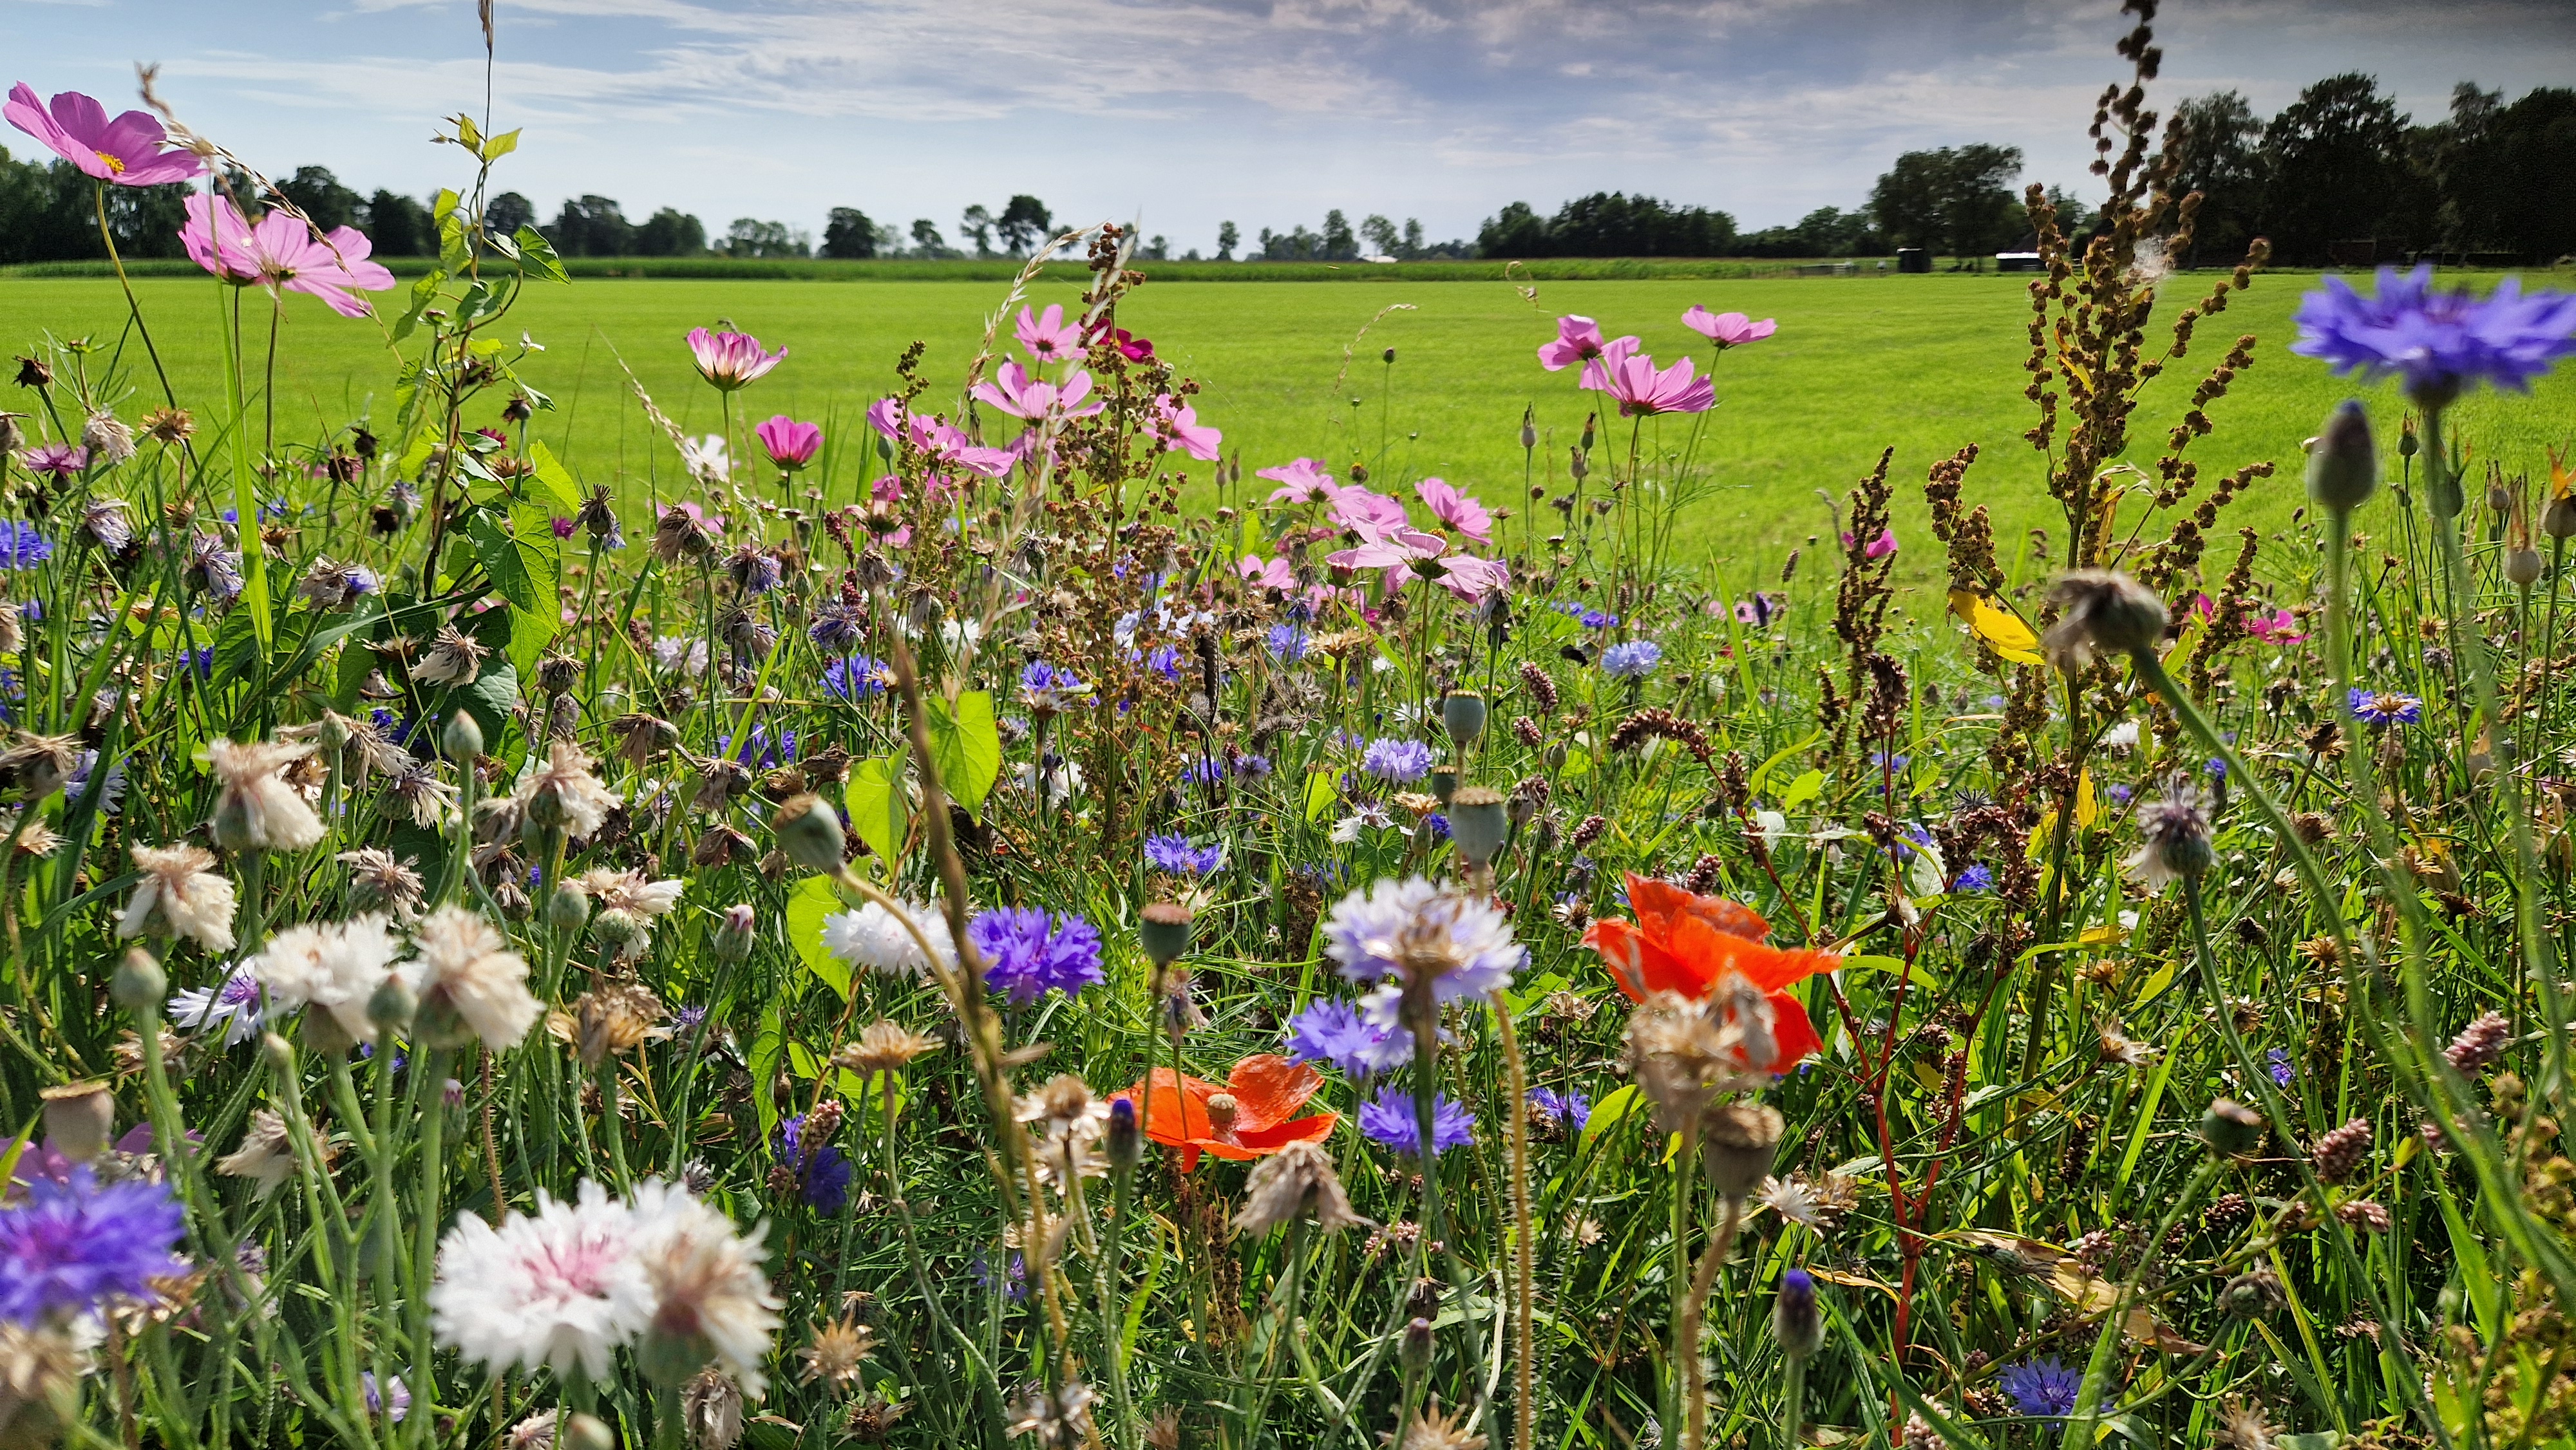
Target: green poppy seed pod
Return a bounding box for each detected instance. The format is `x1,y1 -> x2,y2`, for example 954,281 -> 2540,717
1448,786 -> 1509,869
1440,692 -> 1488,745
1400,1317 -> 1435,1378
110,948 -> 166,1013
2508,547 -> 2544,587
1428,765 -> 1459,805
2546,493 -> 2576,540
39,1081 -> 114,1163
2200,1098 -> 2265,1157
714,903 -> 757,961
1772,1268 -> 1826,1360
1139,901 -> 1195,966
2306,400 -> 2378,512
440,710 -> 484,765
1702,1102 -> 1785,1198
1107,1096 -> 1142,1171
547,883 -> 592,933
770,793 -> 847,876
366,975 -> 417,1035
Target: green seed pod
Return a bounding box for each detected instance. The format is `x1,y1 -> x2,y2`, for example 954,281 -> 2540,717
770,794 -> 848,876
1440,692 -> 1488,745
2306,400 -> 2378,512
110,948 -> 166,1013
1139,901 -> 1195,966
440,710 -> 484,765
2200,1098 -> 2265,1157
1448,786 -> 1510,869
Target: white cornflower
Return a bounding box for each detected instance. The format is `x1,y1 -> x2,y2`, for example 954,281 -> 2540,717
519,740 -> 620,840
214,1109 -> 298,1198
652,636 -> 710,676
167,965 -> 263,1046
207,738 -> 326,852
120,843 -> 238,951
410,904 -> 541,1051
246,914 -> 406,1046
820,897 -> 956,979
580,869 -> 684,919
631,1179 -> 781,1398
1010,758 -> 1082,806
1329,803 -> 1398,844
410,625 -> 490,687
430,1179 -> 656,1380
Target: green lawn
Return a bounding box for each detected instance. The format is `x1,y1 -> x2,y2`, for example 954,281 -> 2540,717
3,270 -> 2570,570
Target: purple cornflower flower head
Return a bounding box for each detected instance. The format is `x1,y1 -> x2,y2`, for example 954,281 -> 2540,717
1600,640 -> 1663,679
1528,1087 -> 1591,1132
1954,863 -> 1996,892
1020,661 -> 1088,715
1893,823 -> 1936,860
971,1250 -> 1030,1302
0,1167 -> 186,1323
1285,997 -> 1414,1077
169,966 -> 263,1046
21,444 -> 84,479
1358,1086 -> 1476,1158
776,1113 -> 853,1214
362,1372 -> 410,1422
1323,876 -> 1526,1006
1424,813 -> 1450,842
1360,737 -> 1435,783
724,543 -> 784,595
676,1004 -> 708,1033
970,907 -> 1105,1003
1144,833 -> 1224,876
2291,265 -> 2576,405
1733,592 -> 1786,628
823,654 -> 888,701
1998,1356 -> 2083,1418
1235,752 -> 1273,778
1266,623 -> 1309,662
1577,607 -> 1620,630
1146,644 -> 1182,684
2107,784 -> 2134,805
0,520 -> 51,567
1870,751 -> 1912,777
2269,1048 -> 2294,1087
2204,757 -> 2228,780
1182,757 -> 1227,788
548,516 -> 576,540
809,601 -> 866,653
2349,688 -> 2423,726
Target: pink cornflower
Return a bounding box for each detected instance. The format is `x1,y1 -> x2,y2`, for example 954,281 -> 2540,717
1538,314 -> 1635,372
687,328 -> 785,391
1329,523 -> 1510,602
1015,305 -> 1083,363
23,443 -> 88,478
1682,306 -> 1777,348
1415,478 -> 1492,543
1585,347 -> 1716,417
1260,458 -> 1340,505
973,361 -> 1103,422
1329,486 -> 1409,534
755,416 -> 822,471
5,84 -> 204,187
181,194 -> 396,318
1151,395 -> 1222,461
1840,527 -> 1897,560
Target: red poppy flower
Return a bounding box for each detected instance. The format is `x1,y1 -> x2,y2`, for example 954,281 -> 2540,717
1112,1054 -> 1338,1172
1581,874 -> 1835,1069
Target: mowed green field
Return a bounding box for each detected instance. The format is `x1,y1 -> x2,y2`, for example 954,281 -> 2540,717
2,272 -> 2570,578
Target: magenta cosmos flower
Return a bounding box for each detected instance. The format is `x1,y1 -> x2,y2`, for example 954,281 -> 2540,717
755,415 -> 822,471
687,328 -> 786,391
1238,554 -> 1294,591
1415,478 -> 1491,543
1329,523 -> 1510,602
23,443 -> 88,477
1537,314 -> 1636,372
5,84 -> 204,187
1683,306 -> 1777,348
1151,395 -> 1222,461
181,194 -> 396,318
866,397 -> 1014,482
1015,305 -> 1084,363
974,361 -> 1104,422
1259,458 -> 1340,505
1584,343 -> 1716,417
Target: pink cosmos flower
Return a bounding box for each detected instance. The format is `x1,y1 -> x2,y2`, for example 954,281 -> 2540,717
1238,555 -> 1295,591
1328,523 -> 1510,602
1259,458 -> 1340,504
1152,395 -> 1222,461
1539,314 -> 1637,372
755,416 -> 822,471
974,361 -> 1103,422
1015,305 -> 1083,363
687,327 -> 785,392
1329,486 -> 1410,534
2249,608 -> 2309,645
1839,527 -> 1897,560
181,194 -> 396,318
1585,347 -> 1716,417
1085,323 -> 1154,362
1682,307 -> 1777,348
1415,478 -> 1492,543
864,397 -> 1012,480
5,84 -> 204,187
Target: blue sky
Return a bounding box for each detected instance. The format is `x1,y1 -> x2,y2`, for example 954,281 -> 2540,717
4,0 -> 2570,251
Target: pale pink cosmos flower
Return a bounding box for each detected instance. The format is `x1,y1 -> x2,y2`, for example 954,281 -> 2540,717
974,361 -> 1103,422
1682,306 -> 1777,348
1329,523 -> 1510,602
1537,315 -> 1635,372
1415,478 -> 1492,543
1260,458 -> 1340,504
865,397 -> 1012,480
1576,336 -> 1640,393
687,328 -> 785,392
1151,395 -> 1222,461
181,194 -> 395,318
1586,348 -> 1716,417
5,84 -> 204,187
1329,486 -> 1410,534
1238,555 -> 1295,592
1015,305 -> 1084,363
754,416 -> 822,471
1841,527 -> 1897,560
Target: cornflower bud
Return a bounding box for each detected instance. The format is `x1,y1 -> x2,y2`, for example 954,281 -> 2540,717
2200,1098 -> 2264,1156
110,948 -> 166,1012
769,794 -> 847,876
2306,400 -> 2378,511
441,710 -> 484,765
1772,1267 -> 1826,1359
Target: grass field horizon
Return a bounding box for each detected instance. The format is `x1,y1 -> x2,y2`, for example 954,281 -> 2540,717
6,268 -> 2570,589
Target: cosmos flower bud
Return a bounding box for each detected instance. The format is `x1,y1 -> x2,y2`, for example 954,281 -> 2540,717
110,947 -> 166,1013
2200,1098 -> 2264,1157
1448,786 -> 1509,869
38,1081 -> 113,1163
1440,692 -> 1487,745
769,794 -> 848,876
2305,400 -> 2378,512
1139,901 -> 1195,966
441,711 -> 484,765
1772,1268 -> 1826,1359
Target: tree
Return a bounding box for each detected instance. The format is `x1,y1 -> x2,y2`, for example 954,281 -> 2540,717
485,191 -> 535,238
1141,234 -> 1168,261
1476,202 -> 1548,258
278,165 -> 362,234
1477,193 -> 1735,258
1867,146 -> 2021,261
365,191 -> 433,256
996,194 -> 1052,255
547,196 -> 634,256
1401,218 -> 1423,258
960,205 -> 995,257
633,208 -> 705,256
908,218 -> 946,257
1215,220 -> 1238,261
2483,87 -> 2576,259
821,207 -> 880,259
2166,91 -> 2264,265
2261,73 -> 2409,263
1359,214 -> 1399,258
723,218 -> 810,259
1320,209 -> 1356,260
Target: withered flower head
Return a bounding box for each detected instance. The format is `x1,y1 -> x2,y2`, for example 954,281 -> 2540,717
410,624 -> 490,687
797,1313 -> 878,1397
833,1020 -> 940,1076
2040,569 -> 2166,670
1235,1139 -> 1370,1236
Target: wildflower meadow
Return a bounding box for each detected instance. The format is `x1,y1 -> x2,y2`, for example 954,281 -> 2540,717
5,4 -> 2576,1449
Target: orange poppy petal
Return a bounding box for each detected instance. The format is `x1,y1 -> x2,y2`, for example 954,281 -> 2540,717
1224,1055 -> 1323,1134
1120,1069 -> 1220,1145
1584,918 -> 1716,1001
1627,872 -> 1772,943
1768,990 -> 1823,1069
1204,1111 -> 1340,1160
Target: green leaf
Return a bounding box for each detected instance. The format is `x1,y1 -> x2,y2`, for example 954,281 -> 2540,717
466,506 -> 562,674
847,756 -> 909,873
524,440 -> 583,511
513,223 -> 568,284
439,210 -> 472,276
392,268 -> 444,343
451,660 -> 521,751
786,874 -> 850,1001
923,691 -> 1001,819
748,999 -> 786,1147
1303,771 -> 1338,822
1580,1084 -> 1643,1147
481,127 -> 521,162
1779,767 -> 1826,809
1746,730 -> 1822,796
1841,954 -> 1937,986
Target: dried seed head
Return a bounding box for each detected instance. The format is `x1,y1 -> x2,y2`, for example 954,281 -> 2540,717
1234,1139 -> 1369,1236
2041,569 -> 2167,668
2309,1117 -> 2372,1184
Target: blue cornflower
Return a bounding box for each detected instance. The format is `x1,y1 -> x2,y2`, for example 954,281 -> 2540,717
2107,784 -> 2135,805
1528,1087 -> 1591,1133
2269,1048 -> 2295,1087
721,726 -> 795,769
1266,623 -> 1309,662
2349,688 -> 2423,726
1182,757 -> 1227,788
1998,1357 -> 2084,1419
776,1113 -> 853,1215
1424,813 -> 1451,842
1893,823 -> 1937,860
0,1167 -> 187,1323
1360,737 -> 1435,783
1145,644 -> 1183,683
1576,607 -> 1620,630
823,655 -> 889,702
808,603 -> 866,653
1284,998 -> 1413,1077
2291,265 -> 2576,404
1144,833 -> 1224,876
1954,863 -> 1995,892
1235,752 -> 1273,778
1358,1085 -> 1477,1158
1020,661 -> 1089,714
0,521 -> 51,569
969,907 -> 1105,1003
1600,640 -> 1663,679
2204,757 -> 2228,780
1869,751 -> 1912,776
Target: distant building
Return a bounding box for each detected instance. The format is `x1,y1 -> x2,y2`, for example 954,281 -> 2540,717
1995,252 -> 2043,272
